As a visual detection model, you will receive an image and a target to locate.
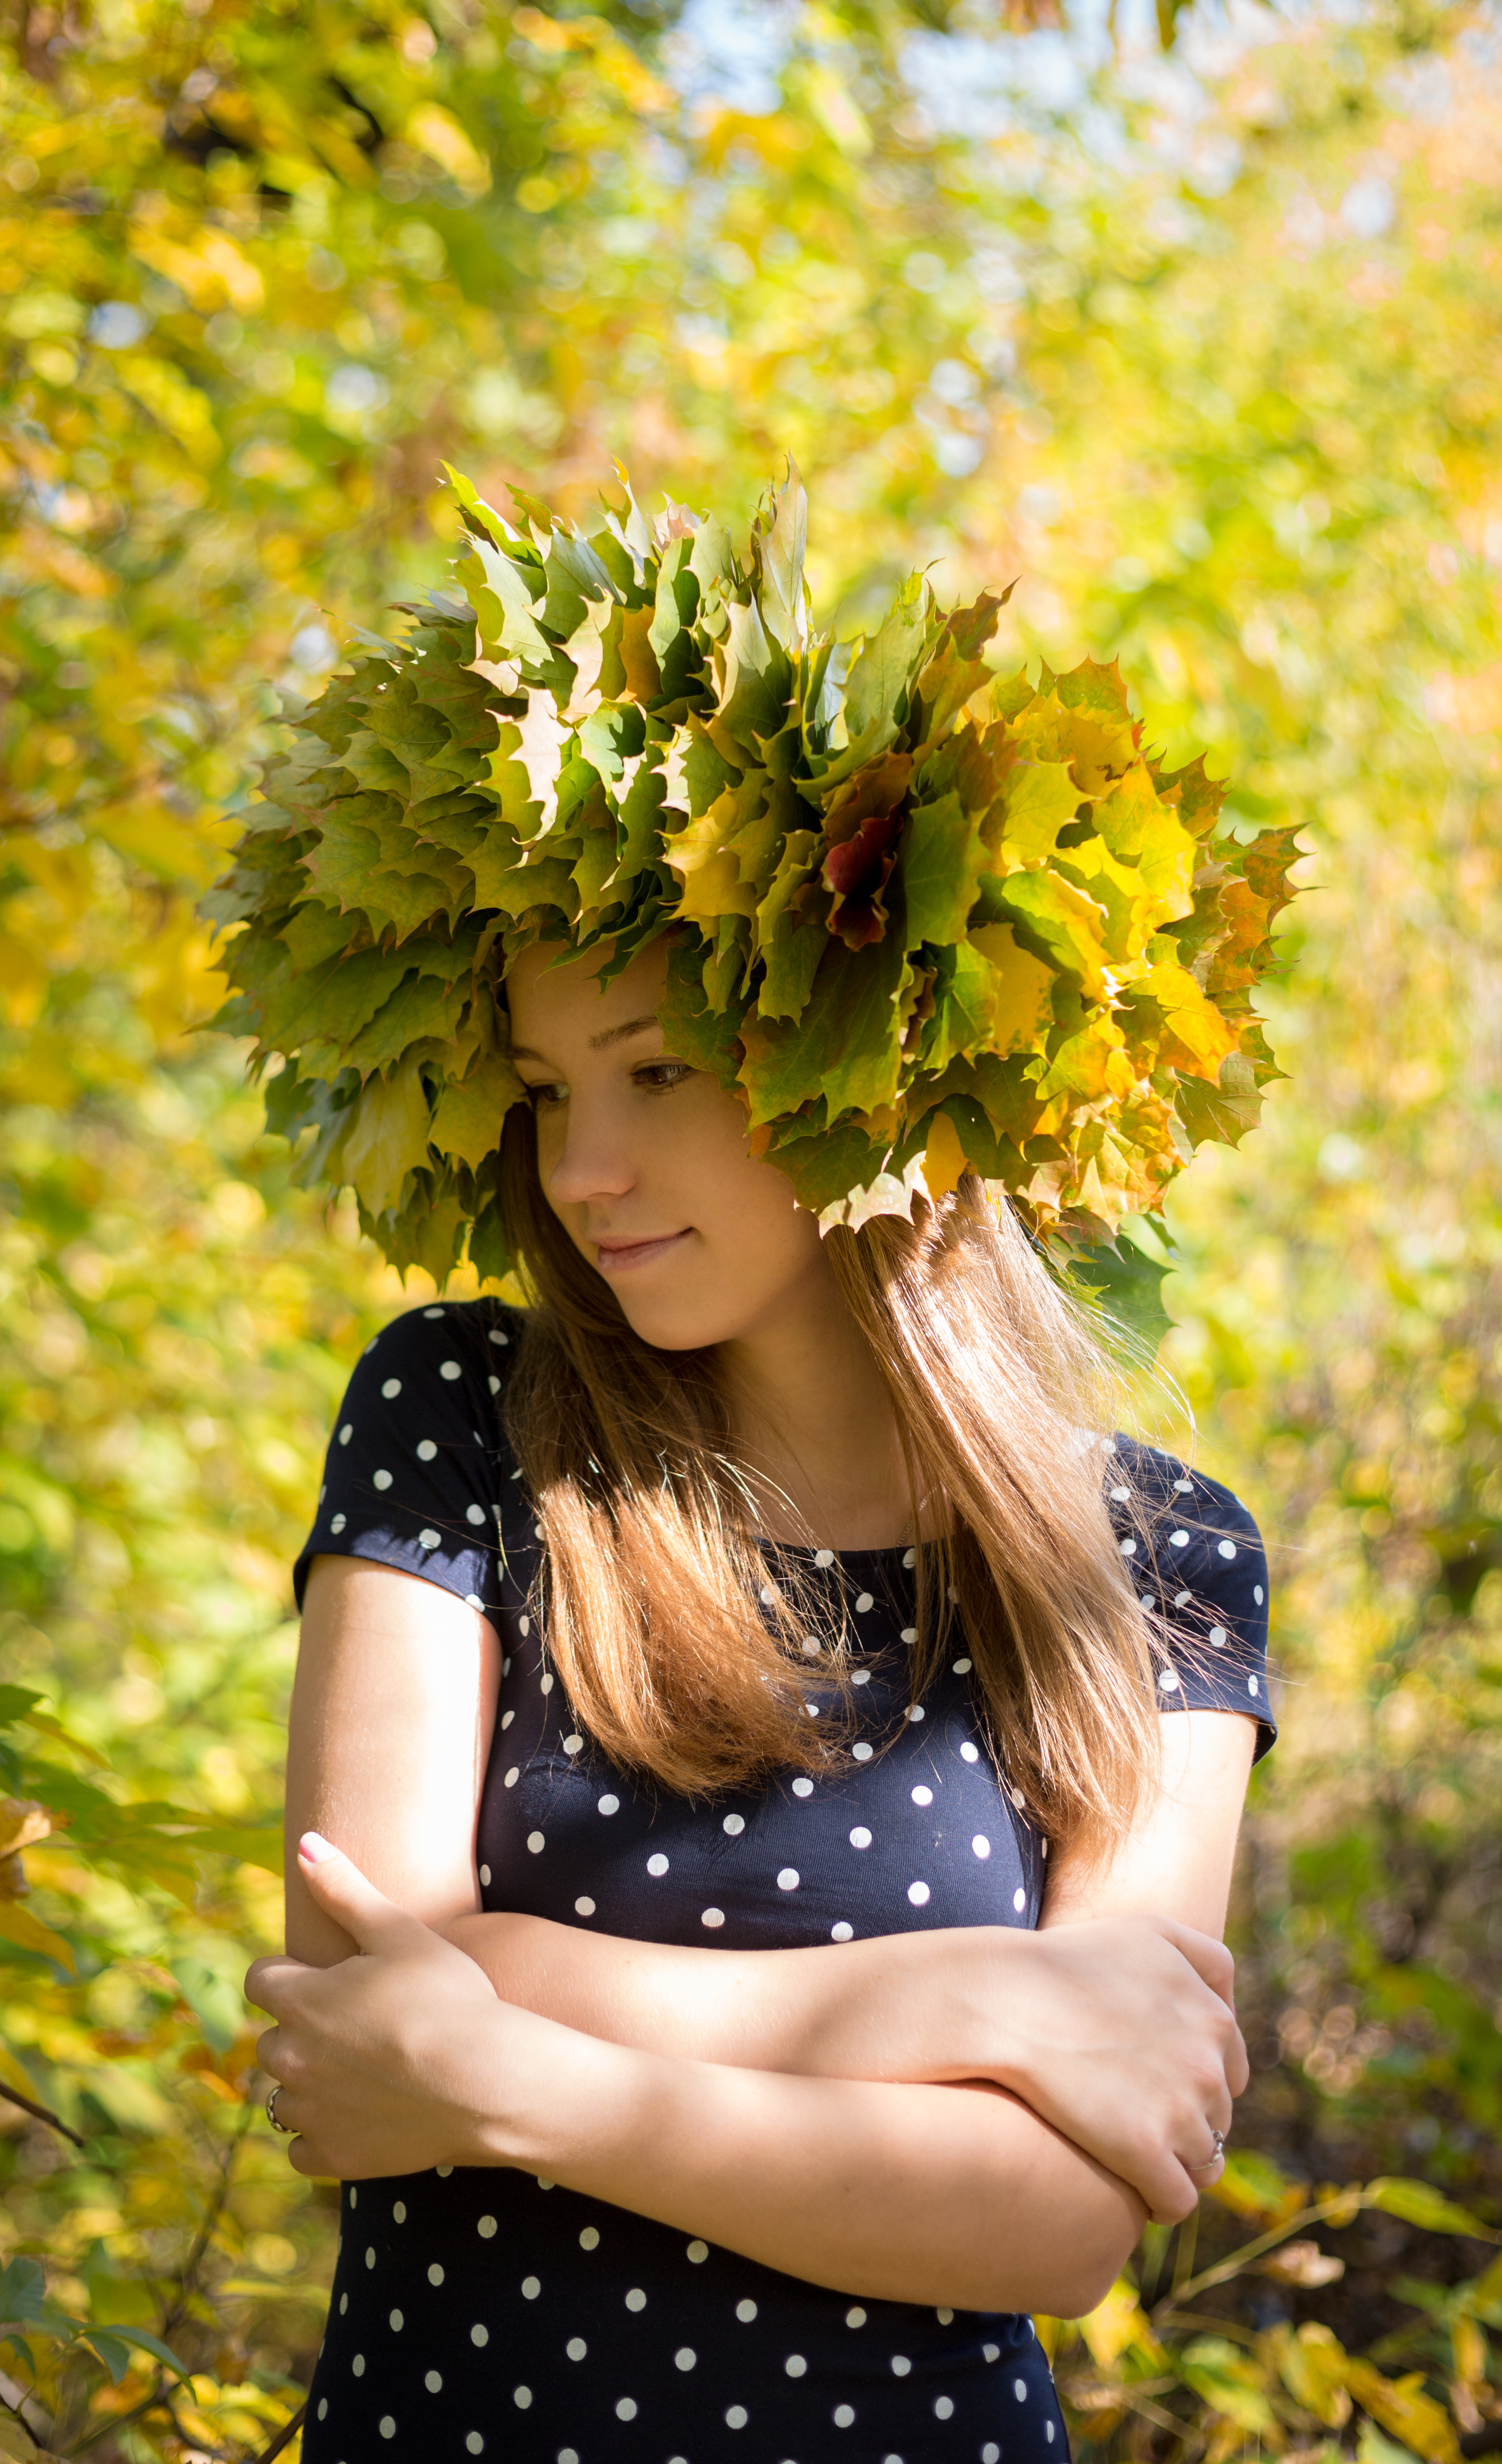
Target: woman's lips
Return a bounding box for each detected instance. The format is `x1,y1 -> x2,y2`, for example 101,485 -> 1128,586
592,1230 -> 691,1274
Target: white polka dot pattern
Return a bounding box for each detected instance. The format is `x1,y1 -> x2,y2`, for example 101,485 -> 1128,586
300,1317 -> 1267,2462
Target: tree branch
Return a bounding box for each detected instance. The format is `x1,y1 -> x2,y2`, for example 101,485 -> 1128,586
0,2080 -> 85,2150
253,2400 -> 307,2463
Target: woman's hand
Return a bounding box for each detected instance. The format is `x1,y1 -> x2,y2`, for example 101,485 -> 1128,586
247,1832 -> 522,2179
985,1914 -> 1243,2222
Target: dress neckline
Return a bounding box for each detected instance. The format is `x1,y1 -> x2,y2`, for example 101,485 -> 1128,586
755,1537 -> 918,1568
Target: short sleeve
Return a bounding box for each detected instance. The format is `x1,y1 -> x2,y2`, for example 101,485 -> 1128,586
293,1301 -> 520,1620
1109,1441 -> 1275,1760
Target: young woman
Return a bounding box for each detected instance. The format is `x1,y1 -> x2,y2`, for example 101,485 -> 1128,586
249,931 -> 1272,2464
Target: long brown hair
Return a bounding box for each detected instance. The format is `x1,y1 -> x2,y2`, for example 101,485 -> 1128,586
497,1104 -> 1161,1859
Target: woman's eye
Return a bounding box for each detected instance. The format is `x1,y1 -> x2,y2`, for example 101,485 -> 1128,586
634,1061 -> 692,1093
524,1081 -> 566,1109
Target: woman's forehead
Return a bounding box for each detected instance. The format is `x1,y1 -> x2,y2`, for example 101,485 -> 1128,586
505,936 -> 670,1040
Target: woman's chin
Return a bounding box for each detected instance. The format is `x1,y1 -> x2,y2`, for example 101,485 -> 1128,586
613,1300 -> 726,1353
601,1273 -> 739,1353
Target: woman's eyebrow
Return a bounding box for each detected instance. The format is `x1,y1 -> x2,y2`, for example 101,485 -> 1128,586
509,1015 -> 660,1064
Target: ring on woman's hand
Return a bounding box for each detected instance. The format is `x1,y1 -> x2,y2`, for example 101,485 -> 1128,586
266,2084 -> 293,2134
1186,2126 -> 1225,2173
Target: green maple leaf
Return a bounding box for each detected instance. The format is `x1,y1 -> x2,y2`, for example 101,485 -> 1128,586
298,804 -> 385,916
740,933 -> 913,1126
578,700 -> 646,783
1054,656 -> 1135,719
1054,837 -> 1168,968
900,790 -> 989,948
343,969 -> 466,1077
750,461 -> 808,659
754,829 -> 825,1020
538,523 -> 621,638
570,793 -> 628,929
461,531 -> 552,664
339,728 -> 412,798
911,588 -> 1009,746
482,850 -> 579,925
994,759 -> 1083,868
760,1114 -> 891,1216
259,939 -> 418,1058
614,752 -> 670,890
649,534 -> 705,708
716,597 -> 792,750
1174,1051 -> 1265,1147
429,1051 -> 528,1168
991,866 -> 1114,1001
689,512 -> 736,602
1064,1223 -> 1176,1356
1012,673 -> 1138,791
1152,753 -> 1226,840
280,899 -> 360,973
678,721 -> 740,817
663,772 -> 773,929
377,1170 -> 470,1283
340,1054 -> 435,1216
657,936 -> 745,1087
840,576 -> 932,750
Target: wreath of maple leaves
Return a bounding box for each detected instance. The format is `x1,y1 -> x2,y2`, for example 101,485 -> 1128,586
207,464 -> 1298,1296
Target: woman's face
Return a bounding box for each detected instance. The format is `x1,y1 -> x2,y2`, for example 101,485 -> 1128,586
505,937 -> 833,1353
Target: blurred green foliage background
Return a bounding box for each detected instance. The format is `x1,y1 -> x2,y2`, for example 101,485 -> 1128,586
5,0 -> 1502,2455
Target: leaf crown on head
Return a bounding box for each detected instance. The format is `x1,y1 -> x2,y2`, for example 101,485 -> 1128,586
208,462 -> 1297,1289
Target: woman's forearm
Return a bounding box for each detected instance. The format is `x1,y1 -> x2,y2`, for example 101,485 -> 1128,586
469,1999 -> 1143,2317
442,1902 -> 1245,2225
256,1841 -> 1141,2313
440,1909 -> 999,2082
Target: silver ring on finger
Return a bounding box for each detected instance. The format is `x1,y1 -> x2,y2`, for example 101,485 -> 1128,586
266,2083 -> 293,2134
1186,2125 -> 1225,2173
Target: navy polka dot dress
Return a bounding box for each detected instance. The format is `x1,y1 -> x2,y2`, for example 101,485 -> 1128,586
293,1301 -> 1273,2464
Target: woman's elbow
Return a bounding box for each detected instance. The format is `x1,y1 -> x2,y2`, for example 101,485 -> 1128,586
989,2187 -> 1144,2321
1022,2236 -> 1136,2325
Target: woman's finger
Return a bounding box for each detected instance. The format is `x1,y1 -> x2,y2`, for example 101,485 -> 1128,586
293,1831 -> 432,1956
287,2129 -> 337,2180
1151,1915 -> 1237,2010
1151,2162 -> 1222,2226
264,2078 -> 300,2132
244,1953 -> 314,2016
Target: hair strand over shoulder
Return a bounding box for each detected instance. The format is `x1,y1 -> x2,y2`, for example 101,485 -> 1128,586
500,1105 -> 1160,1861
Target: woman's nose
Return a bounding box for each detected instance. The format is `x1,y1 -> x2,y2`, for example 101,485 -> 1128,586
542,1100 -> 637,1210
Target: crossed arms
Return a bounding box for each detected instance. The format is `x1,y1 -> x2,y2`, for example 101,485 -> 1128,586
252,1557 -> 1256,2321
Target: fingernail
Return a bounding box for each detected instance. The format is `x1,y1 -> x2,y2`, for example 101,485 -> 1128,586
299,1831 -> 336,1864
